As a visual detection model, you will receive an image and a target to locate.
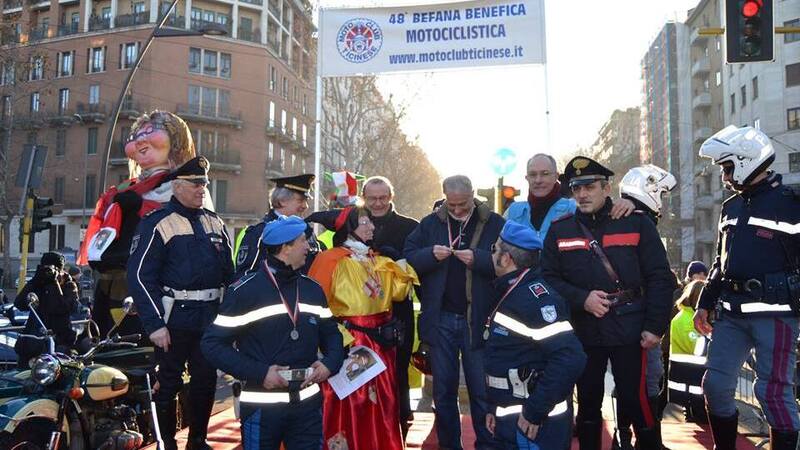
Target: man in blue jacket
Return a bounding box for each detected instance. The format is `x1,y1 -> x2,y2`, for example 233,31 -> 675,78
404,175 -> 505,450
203,215 -> 344,449
485,221 -> 586,449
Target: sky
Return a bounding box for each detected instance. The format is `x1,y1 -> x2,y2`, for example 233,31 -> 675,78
317,0 -> 700,192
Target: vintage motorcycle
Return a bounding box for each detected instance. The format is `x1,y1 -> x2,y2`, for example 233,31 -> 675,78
0,294 -> 167,450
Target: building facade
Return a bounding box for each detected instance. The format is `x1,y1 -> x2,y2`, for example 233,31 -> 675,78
0,0 -> 316,266
589,107 -> 641,178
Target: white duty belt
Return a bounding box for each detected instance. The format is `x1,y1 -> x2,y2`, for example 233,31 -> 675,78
486,368 -> 534,399
495,401 -> 569,418
239,384 -> 320,404
164,286 -> 222,301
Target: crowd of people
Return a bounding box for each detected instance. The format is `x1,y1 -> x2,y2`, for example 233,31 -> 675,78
13,110 -> 800,450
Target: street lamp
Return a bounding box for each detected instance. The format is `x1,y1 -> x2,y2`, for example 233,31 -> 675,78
98,0 -> 227,195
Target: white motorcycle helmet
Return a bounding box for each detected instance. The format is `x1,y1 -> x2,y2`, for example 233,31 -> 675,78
699,125 -> 775,186
619,165 -> 677,214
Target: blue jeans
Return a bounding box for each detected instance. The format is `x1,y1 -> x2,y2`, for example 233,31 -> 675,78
704,314 -> 800,431
432,310 -> 492,449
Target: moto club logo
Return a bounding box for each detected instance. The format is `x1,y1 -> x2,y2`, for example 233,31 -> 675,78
337,18 -> 383,63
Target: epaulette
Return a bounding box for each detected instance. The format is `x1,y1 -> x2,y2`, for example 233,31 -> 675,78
551,213 -> 574,224
230,272 -> 258,291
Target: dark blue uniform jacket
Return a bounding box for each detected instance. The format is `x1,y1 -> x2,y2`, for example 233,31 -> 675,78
126,197 -> 234,334
485,268 -> 586,424
699,173 -> 800,317
541,198 -> 674,347
201,255 -> 345,389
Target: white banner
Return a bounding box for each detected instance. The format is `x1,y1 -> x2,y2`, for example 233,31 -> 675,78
319,0 -> 546,77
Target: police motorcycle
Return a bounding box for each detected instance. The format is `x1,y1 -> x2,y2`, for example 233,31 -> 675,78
0,294 -> 157,450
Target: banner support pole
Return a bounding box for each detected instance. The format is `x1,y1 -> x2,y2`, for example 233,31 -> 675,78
314,5 -> 324,213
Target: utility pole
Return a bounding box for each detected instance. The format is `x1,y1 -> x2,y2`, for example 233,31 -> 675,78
17,193 -> 32,293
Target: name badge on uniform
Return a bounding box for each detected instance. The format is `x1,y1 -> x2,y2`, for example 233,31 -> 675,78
529,283 -> 548,298
209,235 -> 223,251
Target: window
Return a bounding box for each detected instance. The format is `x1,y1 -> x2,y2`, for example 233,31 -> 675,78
70,12 -> 80,29
53,177 -> 65,203
219,90 -> 230,115
754,118 -> 761,130
89,85 -> 100,105
85,175 -> 96,209
730,93 -> 735,115
785,19 -> 800,44
121,43 -> 138,69
188,85 -> 230,116
268,142 -> 274,160
203,50 -> 217,75
49,224 -> 65,251
292,117 -> 297,138
1,96 -> 10,120
280,147 -> 285,169
302,93 -> 308,115
269,101 -> 276,127
30,92 -> 40,112
58,88 -> 69,113
214,180 -> 228,212
220,53 -> 231,79
1,62 -> 14,85
715,71 -> 721,87
302,124 -> 307,146
281,110 -> 287,132
788,63 -> 800,88
791,153 -> 800,173
789,107 -> 800,130
55,129 -> 66,156
202,86 -> 217,115
189,48 -> 201,73
282,77 -> 288,99
752,76 -> 759,99
89,47 -> 106,73
101,7 -> 111,19
270,66 -> 277,91
133,1 -> 145,13
741,86 -> 746,107
87,127 -> 98,154
58,51 -> 74,77
30,56 -> 43,81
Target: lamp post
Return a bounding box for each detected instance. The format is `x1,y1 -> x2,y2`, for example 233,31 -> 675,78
98,1 -> 227,195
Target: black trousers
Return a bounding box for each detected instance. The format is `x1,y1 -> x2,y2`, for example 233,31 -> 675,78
394,298 -> 414,428
154,328 -> 216,402
577,343 -> 655,432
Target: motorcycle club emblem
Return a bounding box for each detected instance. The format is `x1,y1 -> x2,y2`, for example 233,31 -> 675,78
337,18 -> 383,63
540,305 -> 557,323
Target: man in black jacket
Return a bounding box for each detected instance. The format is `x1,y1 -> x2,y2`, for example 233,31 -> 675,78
362,175 -> 419,437
541,157 -> 674,450
15,252 -> 79,368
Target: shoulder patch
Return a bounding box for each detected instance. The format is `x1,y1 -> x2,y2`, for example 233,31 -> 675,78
130,234 -> 140,255
529,282 -> 549,298
540,305 -> 557,323
231,272 -> 258,291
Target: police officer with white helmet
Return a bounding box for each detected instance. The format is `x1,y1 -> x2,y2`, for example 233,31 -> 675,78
694,125 -> 800,450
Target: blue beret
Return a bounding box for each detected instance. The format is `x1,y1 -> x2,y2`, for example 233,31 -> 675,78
261,215 -> 307,245
500,221 -> 542,251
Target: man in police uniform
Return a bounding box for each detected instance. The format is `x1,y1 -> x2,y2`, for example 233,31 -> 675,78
202,215 -> 344,449
693,126 -> 800,450
484,221 -> 586,449
127,156 -> 234,450
541,156 -> 674,450
233,174 -> 321,278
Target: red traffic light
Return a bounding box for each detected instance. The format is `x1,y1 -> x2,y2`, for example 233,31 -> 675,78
741,0 -> 762,18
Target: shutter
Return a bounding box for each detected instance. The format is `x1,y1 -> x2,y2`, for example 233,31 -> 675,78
103,46 -> 107,71
86,48 -> 90,73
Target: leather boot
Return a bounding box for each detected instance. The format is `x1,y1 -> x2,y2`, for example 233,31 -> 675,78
577,420 -> 603,450
634,427 -> 662,450
769,428 -> 799,450
155,400 -> 178,450
648,396 -> 670,450
707,411 -> 738,450
185,393 -> 215,450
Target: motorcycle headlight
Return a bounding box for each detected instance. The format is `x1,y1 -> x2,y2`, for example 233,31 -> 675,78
31,354 -> 61,385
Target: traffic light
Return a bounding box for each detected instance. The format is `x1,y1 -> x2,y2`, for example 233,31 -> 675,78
726,0 -> 773,63
31,195 -> 53,233
499,186 -> 520,215
477,187 -> 495,211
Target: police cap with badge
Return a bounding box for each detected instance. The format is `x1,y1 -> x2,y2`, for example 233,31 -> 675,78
270,174 -> 315,198
564,156 -> 614,187
172,156 -> 210,185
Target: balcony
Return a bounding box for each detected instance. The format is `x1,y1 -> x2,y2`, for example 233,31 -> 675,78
265,122 -> 280,136
57,23 -> 80,36
1,30 -> 21,45
27,0 -> 49,9
692,92 -> 712,110
115,12 -> 150,27
690,28 -> 708,47
89,16 -> 111,31
237,27 -> 260,43
2,0 -> 22,11
109,141 -> 129,166
265,159 -> 283,178
240,0 -> 262,6
49,107 -> 75,126
163,15 -> 185,28
76,102 -> 107,122
694,126 -> 712,143
120,99 -> 145,119
277,128 -> 292,143
16,111 -> 47,129
691,57 -> 710,77
28,24 -> 50,42
202,149 -> 241,172
176,103 -> 243,129
190,19 -> 231,35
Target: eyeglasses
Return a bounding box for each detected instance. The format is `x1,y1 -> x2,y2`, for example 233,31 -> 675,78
126,122 -> 167,144
365,195 -> 391,203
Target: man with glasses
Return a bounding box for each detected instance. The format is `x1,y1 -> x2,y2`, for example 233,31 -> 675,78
541,156 -> 674,450
694,126 -> 800,450
361,176 -> 419,437
505,153 -> 635,239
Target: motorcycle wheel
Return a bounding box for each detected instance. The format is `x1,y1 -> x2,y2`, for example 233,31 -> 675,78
0,419 -> 60,450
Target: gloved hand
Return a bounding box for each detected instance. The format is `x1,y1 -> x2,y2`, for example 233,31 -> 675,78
113,190 -> 143,215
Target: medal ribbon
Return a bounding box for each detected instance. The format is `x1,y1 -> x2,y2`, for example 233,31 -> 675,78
263,261 -> 300,329
447,208 -> 473,250
484,268 -> 531,331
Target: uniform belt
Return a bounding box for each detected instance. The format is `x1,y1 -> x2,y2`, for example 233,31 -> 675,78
239,384 -> 320,404
495,400 -> 569,418
608,287 -> 645,306
164,287 -> 222,301
485,368 -> 540,399
720,277 -> 763,293
721,301 -> 792,313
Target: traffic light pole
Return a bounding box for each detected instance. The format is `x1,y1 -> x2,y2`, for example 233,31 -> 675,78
17,194 -> 33,294
495,177 -> 503,214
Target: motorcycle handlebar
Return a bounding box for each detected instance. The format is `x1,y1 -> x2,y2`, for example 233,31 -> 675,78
114,334 -> 142,343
